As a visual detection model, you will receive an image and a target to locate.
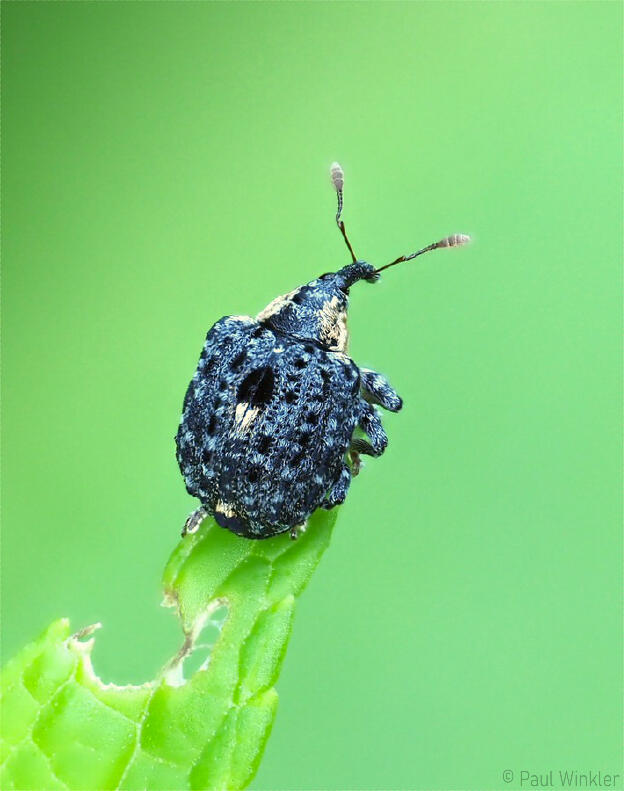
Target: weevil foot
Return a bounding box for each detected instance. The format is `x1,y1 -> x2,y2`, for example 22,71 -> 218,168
182,506 -> 209,537
349,449 -> 362,476
290,521 -> 307,541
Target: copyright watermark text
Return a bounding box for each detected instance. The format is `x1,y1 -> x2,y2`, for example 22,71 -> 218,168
502,770 -> 621,788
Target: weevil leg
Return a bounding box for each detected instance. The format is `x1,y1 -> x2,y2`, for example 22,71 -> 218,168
182,505 -> 209,537
350,438 -> 378,457
360,368 -> 402,412
290,520 -> 308,541
322,463 -> 352,509
356,403 -> 388,456
349,449 -> 362,476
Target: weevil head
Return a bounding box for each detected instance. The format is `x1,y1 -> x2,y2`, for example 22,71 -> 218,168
256,261 -> 378,351
254,162 -> 471,351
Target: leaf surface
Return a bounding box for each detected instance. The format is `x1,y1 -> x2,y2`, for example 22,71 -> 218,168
0,510 -> 336,790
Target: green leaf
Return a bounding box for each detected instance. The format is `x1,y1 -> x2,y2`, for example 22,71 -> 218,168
1,509 -> 336,790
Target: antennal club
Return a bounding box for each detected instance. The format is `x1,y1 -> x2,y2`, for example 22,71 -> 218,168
330,161 -> 357,263
374,233 -> 471,275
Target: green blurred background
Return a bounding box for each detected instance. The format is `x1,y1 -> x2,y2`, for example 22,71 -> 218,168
2,2 -> 622,789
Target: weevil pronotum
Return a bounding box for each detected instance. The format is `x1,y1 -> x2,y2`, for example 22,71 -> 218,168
176,163 -> 470,539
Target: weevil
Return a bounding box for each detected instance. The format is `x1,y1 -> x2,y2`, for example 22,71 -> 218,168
175,163 -> 470,539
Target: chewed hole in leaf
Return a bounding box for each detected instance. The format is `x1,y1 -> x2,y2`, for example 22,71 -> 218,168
182,605 -> 228,677
163,601 -> 229,687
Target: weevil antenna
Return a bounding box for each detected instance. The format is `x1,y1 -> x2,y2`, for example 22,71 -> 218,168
374,233 -> 471,275
330,162 -> 357,263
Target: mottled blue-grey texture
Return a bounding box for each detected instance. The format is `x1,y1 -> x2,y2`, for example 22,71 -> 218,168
175,261 -> 402,538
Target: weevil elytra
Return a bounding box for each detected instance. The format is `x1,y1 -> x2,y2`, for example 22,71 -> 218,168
175,163 -> 470,539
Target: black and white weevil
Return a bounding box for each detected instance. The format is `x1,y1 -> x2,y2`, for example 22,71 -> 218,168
175,163 -> 470,540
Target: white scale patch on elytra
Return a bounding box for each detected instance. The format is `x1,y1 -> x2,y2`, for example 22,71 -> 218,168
234,402 -> 260,434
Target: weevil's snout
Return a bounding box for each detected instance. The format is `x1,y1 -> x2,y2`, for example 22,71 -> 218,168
332,261 -> 378,289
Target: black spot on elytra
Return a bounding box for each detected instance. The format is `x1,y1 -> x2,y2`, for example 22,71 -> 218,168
257,435 -> 273,455
299,432 -> 311,446
206,415 -> 217,435
237,366 -> 275,408
292,291 -> 305,305
201,355 -> 217,378
290,448 -> 305,466
231,351 -> 246,370
304,344 -> 315,354
251,326 -> 264,339
294,358 -> 307,370
285,391 -> 297,404
247,467 -> 260,483
201,449 -> 212,465
307,411 -> 319,426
